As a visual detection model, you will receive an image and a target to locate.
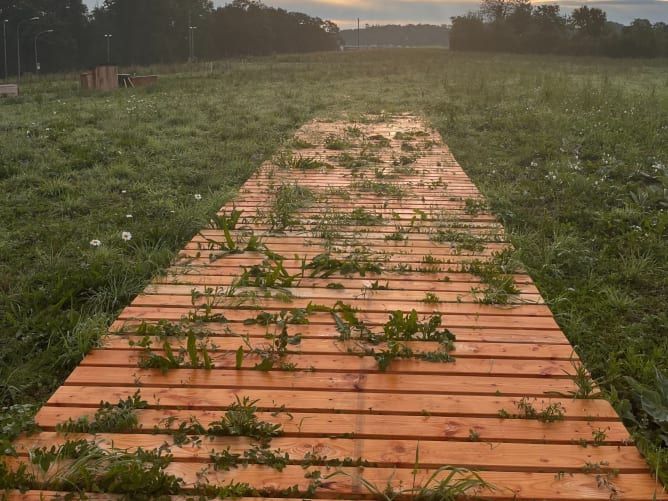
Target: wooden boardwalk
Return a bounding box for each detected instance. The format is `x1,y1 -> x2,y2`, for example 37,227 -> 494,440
8,115 -> 666,500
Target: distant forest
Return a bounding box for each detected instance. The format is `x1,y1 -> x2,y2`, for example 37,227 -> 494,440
451,0 -> 668,57
1,0 -> 666,77
1,0 -> 339,76
339,25 -> 449,48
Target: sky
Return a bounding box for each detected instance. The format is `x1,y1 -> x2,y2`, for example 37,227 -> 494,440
83,0 -> 668,29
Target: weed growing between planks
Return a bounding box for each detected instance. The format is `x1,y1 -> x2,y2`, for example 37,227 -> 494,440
264,182 -> 315,232
2,439 -> 182,497
331,303 -> 456,371
463,249 -> 523,305
497,397 -> 566,423
324,444 -> 496,501
56,390 -> 148,433
199,207 -> 264,261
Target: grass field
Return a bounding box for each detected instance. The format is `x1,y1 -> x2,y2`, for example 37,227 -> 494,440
1,49 -> 667,483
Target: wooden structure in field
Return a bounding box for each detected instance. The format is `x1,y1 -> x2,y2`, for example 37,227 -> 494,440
80,66 -> 158,90
0,84 -> 19,97
7,115 -> 666,500
80,65 -> 118,90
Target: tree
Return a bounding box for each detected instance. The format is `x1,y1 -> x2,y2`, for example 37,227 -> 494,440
92,0 -> 213,65
449,12 -> 488,51
480,0 -> 530,24
507,0 -> 532,34
570,6 -> 607,38
526,4 -> 566,53
532,4 -> 566,32
620,18 -> 657,57
206,0 -> 338,58
0,0 -> 90,75
655,22 -> 668,57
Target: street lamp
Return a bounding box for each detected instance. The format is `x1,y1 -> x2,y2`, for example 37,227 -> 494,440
2,19 -> 8,81
104,34 -> 112,64
188,26 -> 197,62
17,16 -> 39,82
34,29 -> 54,75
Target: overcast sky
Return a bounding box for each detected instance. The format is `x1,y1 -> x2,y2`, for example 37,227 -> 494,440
83,0 -> 668,28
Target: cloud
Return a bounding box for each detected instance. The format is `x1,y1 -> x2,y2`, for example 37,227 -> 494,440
550,0 -> 668,23
83,0 -> 667,26
258,0 -> 475,27
237,0 -> 668,26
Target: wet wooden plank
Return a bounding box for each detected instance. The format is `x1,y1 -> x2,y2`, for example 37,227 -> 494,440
102,337 -> 575,360
35,407 -> 631,444
13,433 -> 649,473
47,386 -> 619,419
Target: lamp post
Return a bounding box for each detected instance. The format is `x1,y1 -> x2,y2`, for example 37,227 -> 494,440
188,25 -> 197,62
17,16 -> 39,82
2,19 -> 8,81
34,29 -> 53,75
104,34 -> 112,64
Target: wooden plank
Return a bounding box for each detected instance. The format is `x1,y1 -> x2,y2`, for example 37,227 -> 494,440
109,320 -> 572,344
34,408 -> 631,444
4,462 -> 663,501
128,295 -> 554,317
102,337 -> 576,360
159,266 -> 531,283
63,366 -> 583,395
12,433 -> 649,473
47,386 -> 620,419
79,350 -> 577,377
144,280 -> 543,296
116,307 -> 563,330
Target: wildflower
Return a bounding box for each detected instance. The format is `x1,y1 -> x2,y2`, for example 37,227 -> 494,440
121,190 -> 127,194
89,239 -> 102,247
121,231 -> 132,241
126,214 -> 133,219
194,193 -> 202,200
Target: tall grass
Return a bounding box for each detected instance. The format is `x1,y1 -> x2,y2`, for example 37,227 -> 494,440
1,49 -> 667,480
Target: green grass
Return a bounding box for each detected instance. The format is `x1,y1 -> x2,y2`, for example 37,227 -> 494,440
1,50 -> 667,482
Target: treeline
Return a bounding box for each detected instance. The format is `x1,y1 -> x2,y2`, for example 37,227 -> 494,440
339,24 -> 449,48
450,0 -> 668,57
0,0 -> 340,76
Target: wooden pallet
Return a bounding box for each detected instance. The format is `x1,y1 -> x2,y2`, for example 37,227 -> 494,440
7,115 -> 666,500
